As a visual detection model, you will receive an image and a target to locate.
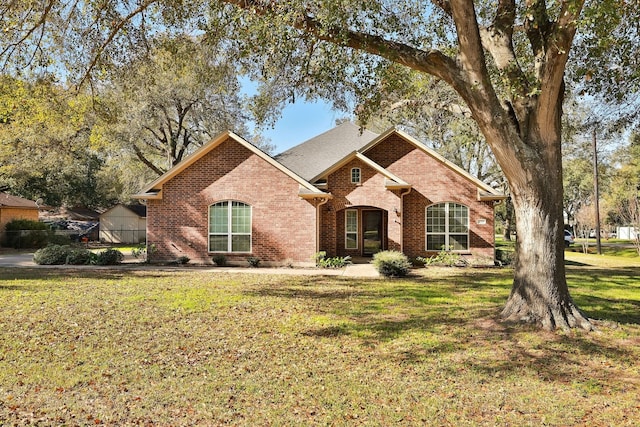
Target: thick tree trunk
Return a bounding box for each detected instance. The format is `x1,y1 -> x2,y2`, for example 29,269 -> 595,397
500,160 -> 593,331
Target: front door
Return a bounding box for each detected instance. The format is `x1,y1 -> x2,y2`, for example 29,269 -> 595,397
362,210 -> 383,255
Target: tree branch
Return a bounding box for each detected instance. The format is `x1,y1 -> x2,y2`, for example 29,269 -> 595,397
222,0 -> 462,87
449,0 -> 489,85
0,0 -> 56,67
524,0 -> 552,68
479,0 -> 530,130
537,0 -> 585,126
132,143 -> 164,176
78,0 -> 158,87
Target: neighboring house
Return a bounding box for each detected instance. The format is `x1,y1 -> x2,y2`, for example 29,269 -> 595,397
0,192 -> 40,231
99,204 -> 147,244
62,207 -> 101,222
134,122 -> 505,265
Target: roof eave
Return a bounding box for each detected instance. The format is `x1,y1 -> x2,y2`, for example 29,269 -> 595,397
298,191 -> 333,200
385,183 -> 413,190
478,190 -> 507,202
132,191 -> 162,200
135,130 -> 322,197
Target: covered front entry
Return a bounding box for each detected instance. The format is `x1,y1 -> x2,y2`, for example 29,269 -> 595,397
341,207 -> 387,257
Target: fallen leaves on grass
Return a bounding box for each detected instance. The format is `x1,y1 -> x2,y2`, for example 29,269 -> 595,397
0,268 -> 638,425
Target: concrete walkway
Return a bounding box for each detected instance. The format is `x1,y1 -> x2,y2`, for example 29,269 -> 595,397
0,251 -> 380,278
342,262 -> 380,277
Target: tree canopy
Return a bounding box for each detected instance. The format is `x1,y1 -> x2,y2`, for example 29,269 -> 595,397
94,34 -> 267,176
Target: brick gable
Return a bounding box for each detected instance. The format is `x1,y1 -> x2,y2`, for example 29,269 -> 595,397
147,137 -> 318,265
319,133 -> 496,262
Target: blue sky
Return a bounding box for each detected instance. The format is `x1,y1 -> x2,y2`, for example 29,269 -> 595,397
261,100 -> 347,154
241,78 -> 349,154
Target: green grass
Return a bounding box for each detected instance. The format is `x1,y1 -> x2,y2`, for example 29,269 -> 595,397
0,263 -> 639,425
569,241 -> 640,258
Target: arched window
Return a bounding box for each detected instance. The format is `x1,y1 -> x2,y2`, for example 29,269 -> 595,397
426,202 -> 469,251
209,201 -> 251,252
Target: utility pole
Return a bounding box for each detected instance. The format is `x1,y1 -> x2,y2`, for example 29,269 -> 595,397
592,127 -> 602,254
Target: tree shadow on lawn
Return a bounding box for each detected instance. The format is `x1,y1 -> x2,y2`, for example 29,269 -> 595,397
566,267 -> 640,325
0,267 -> 173,286
248,274 -> 511,344
450,320 -> 639,389
248,272 -> 639,379
574,295 -> 640,325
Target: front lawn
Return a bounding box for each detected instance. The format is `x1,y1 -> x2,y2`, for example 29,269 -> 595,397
0,263 -> 638,425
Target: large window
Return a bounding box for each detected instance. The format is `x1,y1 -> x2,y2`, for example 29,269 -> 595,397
426,202 -> 469,251
345,209 -> 358,249
209,201 -> 251,252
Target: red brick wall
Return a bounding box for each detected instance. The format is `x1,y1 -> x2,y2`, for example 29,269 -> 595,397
365,135 -> 496,261
147,138 -> 318,265
320,159 -> 404,257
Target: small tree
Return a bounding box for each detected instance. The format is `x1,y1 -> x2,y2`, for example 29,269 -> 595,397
607,134 -> 640,255
575,205 -> 595,253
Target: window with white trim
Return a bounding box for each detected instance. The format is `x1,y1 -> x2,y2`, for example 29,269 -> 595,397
426,202 -> 469,251
345,209 -> 358,249
351,168 -> 361,184
209,201 -> 251,252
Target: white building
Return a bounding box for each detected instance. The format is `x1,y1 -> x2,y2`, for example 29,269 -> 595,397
99,204 -> 146,244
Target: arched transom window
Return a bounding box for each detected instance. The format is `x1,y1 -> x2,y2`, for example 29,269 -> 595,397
209,201 -> 251,252
426,202 -> 469,251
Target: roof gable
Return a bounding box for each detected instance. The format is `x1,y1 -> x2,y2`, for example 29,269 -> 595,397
275,122 -> 379,181
133,131 -> 328,199
101,203 -> 147,218
360,129 -> 505,200
0,192 -> 39,209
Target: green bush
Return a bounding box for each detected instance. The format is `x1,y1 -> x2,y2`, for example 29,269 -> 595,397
95,248 -> 124,265
246,256 -> 261,267
48,233 -> 71,245
65,248 -> 96,265
495,248 -> 515,266
372,250 -> 411,277
33,245 -> 72,265
212,254 -> 227,266
418,247 -> 467,267
313,251 -> 352,268
176,255 -> 190,265
4,219 -> 51,249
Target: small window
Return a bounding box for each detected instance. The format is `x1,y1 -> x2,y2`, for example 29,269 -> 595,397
426,202 -> 469,251
209,201 -> 251,252
345,209 -> 358,249
351,168 -> 361,184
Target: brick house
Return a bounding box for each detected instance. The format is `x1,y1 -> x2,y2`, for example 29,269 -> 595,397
134,122 -> 504,265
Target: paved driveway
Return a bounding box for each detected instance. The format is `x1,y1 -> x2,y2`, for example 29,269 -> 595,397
0,252 -> 35,267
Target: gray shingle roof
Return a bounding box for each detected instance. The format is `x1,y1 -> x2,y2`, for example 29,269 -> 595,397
125,204 -> 147,218
275,122 -> 379,181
